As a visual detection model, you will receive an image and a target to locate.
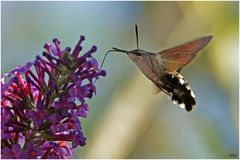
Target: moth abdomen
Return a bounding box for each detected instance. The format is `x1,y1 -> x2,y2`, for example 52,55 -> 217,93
158,73 -> 196,112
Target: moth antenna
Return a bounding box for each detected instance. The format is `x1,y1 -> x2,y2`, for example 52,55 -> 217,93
135,24 -> 139,50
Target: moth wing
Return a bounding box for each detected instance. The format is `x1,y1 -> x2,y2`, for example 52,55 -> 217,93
156,36 -> 212,72
152,83 -> 161,94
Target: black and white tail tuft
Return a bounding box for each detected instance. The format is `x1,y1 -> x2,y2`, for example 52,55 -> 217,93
157,73 -> 196,112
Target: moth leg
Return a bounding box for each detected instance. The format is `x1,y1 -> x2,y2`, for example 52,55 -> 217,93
160,88 -> 171,96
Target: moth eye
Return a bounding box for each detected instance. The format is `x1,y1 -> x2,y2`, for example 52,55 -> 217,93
136,51 -> 141,56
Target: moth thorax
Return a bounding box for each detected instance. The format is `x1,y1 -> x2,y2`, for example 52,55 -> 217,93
160,73 -> 196,112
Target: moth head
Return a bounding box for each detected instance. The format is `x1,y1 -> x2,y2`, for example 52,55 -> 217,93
111,48 -> 145,62
128,49 -> 146,62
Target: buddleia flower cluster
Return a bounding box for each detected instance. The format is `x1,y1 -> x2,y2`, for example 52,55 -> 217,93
1,36 -> 106,159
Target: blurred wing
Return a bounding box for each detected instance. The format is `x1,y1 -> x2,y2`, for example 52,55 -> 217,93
156,36 -> 212,72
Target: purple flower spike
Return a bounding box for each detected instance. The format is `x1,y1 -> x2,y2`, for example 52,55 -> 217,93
1,143 -> 23,159
1,36 -> 106,159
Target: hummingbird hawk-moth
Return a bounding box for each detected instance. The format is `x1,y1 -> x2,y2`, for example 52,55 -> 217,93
102,25 -> 212,112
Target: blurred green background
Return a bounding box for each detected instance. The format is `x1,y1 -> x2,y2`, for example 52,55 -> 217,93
1,1 -> 239,159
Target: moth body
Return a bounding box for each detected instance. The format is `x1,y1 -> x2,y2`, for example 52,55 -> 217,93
128,50 -> 165,83
128,49 -> 196,111
109,25 -> 212,112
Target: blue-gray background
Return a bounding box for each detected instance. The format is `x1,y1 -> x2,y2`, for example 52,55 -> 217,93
2,1 -> 239,158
